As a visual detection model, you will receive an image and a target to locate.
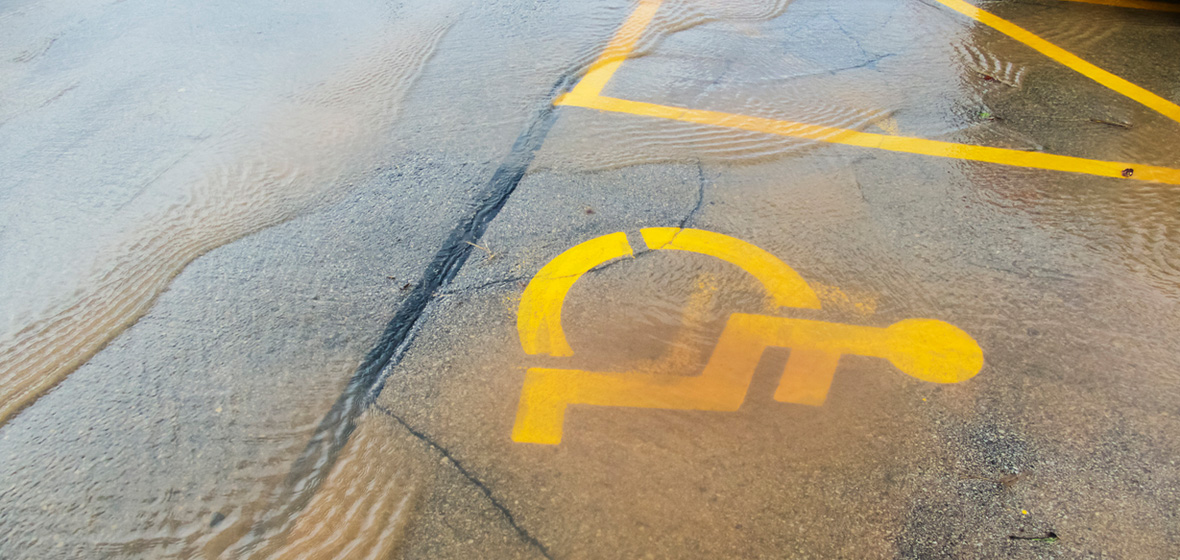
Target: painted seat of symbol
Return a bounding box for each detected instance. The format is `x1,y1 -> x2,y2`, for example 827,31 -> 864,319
513,228 -> 983,445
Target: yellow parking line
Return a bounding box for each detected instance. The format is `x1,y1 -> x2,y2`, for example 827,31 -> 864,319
556,0 -> 1180,184
558,94 -> 1180,185
1058,0 -> 1180,12
935,0 -> 1180,125
566,0 -> 662,100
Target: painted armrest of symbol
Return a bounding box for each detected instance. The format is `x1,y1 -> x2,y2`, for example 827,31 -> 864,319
511,314 -> 982,445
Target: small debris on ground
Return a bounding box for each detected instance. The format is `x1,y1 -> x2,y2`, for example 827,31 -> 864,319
1009,532 -> 1058,542
1089,117 -> 1132,129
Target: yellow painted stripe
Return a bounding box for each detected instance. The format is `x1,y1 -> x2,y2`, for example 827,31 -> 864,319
640,227 -> 820,309
555,0 -> 1180,184
562,0 -> 664,102
557,94 -> 1180,184
935,0 -> 1180,124
1059,0 -> 1180,12
512,314 -> 983,444
518,232 -> 634,357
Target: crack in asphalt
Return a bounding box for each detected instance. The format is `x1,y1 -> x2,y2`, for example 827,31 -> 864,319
248,72 -> 575,541
373,404 -> 553,559
646,159 -> 709,252
443,170 -> 708,297
683,159 -> 708,229
437,274 -> 532,296
255,86 -> 713,546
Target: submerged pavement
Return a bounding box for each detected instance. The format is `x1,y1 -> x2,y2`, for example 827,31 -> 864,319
2,0 -> 1180,558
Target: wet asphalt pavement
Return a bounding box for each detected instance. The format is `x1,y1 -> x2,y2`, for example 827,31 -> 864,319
2,0 -> 1180,558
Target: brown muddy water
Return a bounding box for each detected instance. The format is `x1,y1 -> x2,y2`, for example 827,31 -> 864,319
2,0 -> 1180,558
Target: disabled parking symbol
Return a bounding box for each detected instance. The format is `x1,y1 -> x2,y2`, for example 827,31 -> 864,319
512,228 -> 983,445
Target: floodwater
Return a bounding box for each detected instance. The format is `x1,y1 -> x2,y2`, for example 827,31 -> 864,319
2,0 -> 1180,558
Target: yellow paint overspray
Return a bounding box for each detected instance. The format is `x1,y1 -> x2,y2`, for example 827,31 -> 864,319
512,229 -> 983,445
811,282 -> 879,317
628,273 -> 722,377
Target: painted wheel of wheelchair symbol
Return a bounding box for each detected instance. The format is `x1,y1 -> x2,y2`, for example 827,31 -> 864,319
513,228 -> 983,445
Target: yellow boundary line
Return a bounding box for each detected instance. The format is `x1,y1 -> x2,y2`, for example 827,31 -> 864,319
937,0 -> 1180,124
1059,0 -> 1180,12
554,0 -> 1180,185
560,95 -> 1180,183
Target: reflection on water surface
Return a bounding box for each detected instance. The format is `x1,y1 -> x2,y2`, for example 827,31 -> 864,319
2,0 -> 1180,557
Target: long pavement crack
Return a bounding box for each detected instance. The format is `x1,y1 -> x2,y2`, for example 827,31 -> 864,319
682,159 -> 708,229
445,163 -> 709,297
648,160 -> 710,252
246,72 -> 574,541
437,274 -> 532,296
373,404 -> 554,559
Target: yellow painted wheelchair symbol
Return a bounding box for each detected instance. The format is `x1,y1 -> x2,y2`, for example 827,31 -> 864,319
513,228 -> 983,445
